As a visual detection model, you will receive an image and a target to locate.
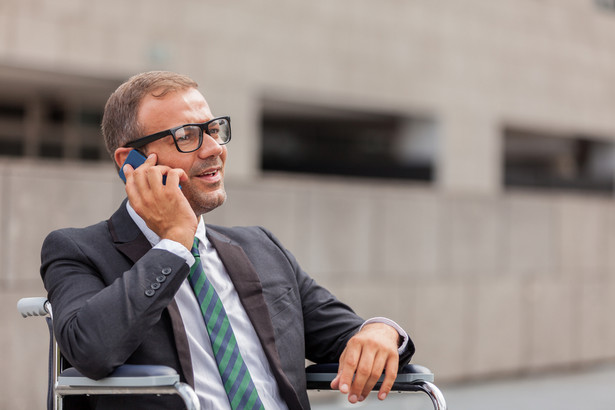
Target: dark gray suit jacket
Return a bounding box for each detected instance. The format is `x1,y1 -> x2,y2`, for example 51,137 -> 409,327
40,200 -> 414,409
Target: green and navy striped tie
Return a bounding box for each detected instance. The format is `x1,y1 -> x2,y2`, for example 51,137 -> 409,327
189,237 -> 265,410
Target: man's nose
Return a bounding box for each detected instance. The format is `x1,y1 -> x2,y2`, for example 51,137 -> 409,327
197,135 -> 224,158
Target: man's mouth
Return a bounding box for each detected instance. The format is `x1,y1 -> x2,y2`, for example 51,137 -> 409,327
199,169 -> 218,177
194,167 -> 222,182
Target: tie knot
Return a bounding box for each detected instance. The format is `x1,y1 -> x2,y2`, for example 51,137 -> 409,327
191,237 -> 200,257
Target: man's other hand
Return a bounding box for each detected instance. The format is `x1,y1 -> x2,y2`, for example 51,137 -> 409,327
330,322 -> 400,403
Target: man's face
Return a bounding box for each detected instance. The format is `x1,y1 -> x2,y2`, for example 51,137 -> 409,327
136,87 -> 227,216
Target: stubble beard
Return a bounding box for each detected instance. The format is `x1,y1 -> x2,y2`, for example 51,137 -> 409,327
185,181 -> 227,217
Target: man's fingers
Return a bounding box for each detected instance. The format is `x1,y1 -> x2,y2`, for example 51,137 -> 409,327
123,163 -> 145,203
125,154 -> 154,189
349,353 -> 377,401
336,346 -> 360,397
145,165 -> 164,193
376,355 -> 399,400
165,168 -> 188,187
124,153 -> 185,216
340,339 -> 379,403
330,350 -> 344,390
122,163 -> 134,179
357,352 -> 389,400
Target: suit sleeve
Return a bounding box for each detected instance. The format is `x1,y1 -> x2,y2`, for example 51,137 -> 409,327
40,228 -> 190,379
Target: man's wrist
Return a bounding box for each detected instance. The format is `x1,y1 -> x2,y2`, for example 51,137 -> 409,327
360,317 -> 409,354
155,239 -> 195,267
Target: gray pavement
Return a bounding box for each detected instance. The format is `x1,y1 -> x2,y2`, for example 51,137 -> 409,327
310,363 -> 615,409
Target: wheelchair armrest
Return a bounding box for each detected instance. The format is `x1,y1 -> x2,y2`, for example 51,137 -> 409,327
306,363 -> 447,410
56,364 -> 201,410
57,364 -> 180,387
305,363 -> 435,391
17,297 -> 201,410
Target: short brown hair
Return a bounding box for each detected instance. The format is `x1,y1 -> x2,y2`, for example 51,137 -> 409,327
101,71 -> 198,160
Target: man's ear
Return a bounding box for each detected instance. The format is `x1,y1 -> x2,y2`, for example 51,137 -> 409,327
114,147 -> 133,170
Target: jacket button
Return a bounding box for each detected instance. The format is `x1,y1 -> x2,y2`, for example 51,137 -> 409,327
162,267 -> 172,275
145,289 -> 155,297
156,275 -> 166,283
151,282 -> 161,290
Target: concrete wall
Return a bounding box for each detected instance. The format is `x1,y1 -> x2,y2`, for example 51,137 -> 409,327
3,159 -> 615,407
3,0 -> 615,408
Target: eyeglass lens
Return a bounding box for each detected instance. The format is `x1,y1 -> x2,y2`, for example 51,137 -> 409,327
174,118 -> 230,152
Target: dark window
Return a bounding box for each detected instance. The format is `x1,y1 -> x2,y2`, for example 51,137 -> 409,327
80,146 -> 103,161
0,68 -> 119,162
261,101 -> 436,182
0,102 -> 25,119
0,140 -> 23,156
39,142 -> 63,159
79,110 -> 103,126
46,101 -> 66,124
0,100 -> 110,161
504,127 -> 615,194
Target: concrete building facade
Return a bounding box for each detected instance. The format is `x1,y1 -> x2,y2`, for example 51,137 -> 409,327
2,0 -> 615,408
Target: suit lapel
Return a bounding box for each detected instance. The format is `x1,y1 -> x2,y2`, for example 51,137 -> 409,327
166,300 -> 195,388
207,229 -> 304,410
108,199 -> 151,264
107,200 -> 195,388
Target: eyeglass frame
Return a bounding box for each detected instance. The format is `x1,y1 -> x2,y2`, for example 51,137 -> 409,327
124,116 -> 231,153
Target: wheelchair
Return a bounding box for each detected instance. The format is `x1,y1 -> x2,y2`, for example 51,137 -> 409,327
18,296 -> 447,410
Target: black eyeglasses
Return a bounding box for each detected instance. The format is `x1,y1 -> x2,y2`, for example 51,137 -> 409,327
125,116 -> 231,153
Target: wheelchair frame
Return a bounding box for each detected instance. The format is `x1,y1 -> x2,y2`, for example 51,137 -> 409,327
18,296 -> 447,410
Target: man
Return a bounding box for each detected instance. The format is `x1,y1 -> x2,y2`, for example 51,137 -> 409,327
41,71 -> 414,409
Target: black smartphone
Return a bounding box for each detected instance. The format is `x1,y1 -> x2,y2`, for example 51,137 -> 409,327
119,150 -> 174,186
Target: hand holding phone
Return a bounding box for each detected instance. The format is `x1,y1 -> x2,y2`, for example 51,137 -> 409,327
119,150 -> 176,187
119,149 -> 194,249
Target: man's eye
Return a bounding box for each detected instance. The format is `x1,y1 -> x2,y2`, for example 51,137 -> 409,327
176,127 -> 199,142
208,123 -> 221,135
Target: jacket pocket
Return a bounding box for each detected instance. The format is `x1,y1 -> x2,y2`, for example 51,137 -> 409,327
267,287 -> 298,319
